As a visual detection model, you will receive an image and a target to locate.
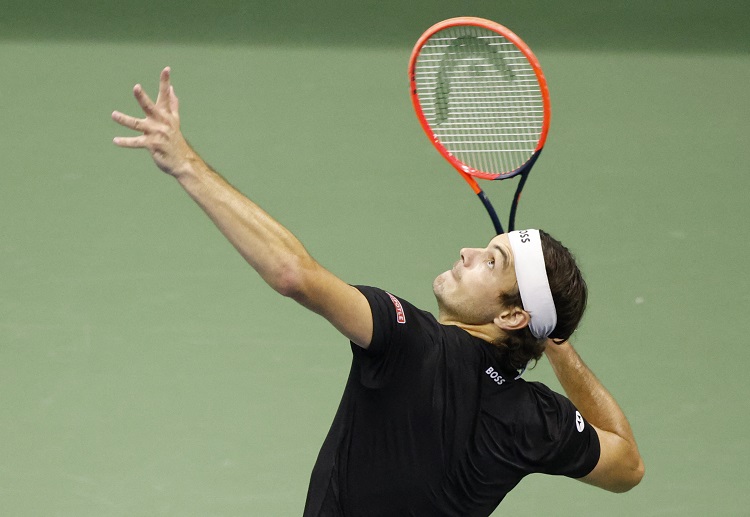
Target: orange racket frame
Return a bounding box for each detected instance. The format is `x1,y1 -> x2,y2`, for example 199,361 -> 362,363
409,17 -> 551,234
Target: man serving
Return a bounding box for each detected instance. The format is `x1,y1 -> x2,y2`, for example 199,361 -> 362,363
112,68 -> 644,517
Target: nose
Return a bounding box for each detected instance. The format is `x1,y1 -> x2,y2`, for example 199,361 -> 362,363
460,248 -> 477,266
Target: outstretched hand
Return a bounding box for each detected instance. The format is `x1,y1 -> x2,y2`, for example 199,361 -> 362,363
112,67 -> 195,177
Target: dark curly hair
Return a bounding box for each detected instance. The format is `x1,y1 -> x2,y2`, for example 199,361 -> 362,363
496,230 -> 588,371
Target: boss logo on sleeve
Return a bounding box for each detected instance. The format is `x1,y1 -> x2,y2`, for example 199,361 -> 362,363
386,292 -> 406,324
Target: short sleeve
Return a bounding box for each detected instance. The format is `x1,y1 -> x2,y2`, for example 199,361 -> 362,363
349,286 -> 434,389
542,392 -> 601,478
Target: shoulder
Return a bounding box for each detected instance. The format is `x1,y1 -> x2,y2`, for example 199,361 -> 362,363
512,381 -> 581,428
355,286 -> 439,337
480,380 -> 584,448
355,286 -> 434,321
351,286 -> 442,358
510,381 -> 600,476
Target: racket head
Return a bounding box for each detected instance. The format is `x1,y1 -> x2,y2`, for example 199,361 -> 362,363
409,17 -> 550,181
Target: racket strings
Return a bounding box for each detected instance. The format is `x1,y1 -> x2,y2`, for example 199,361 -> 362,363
414,25 -> 544,175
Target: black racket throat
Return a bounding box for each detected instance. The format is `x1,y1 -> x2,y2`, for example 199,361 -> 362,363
475,149 -> 541,235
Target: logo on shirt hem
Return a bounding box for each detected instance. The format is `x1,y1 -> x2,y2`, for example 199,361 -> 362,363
386,292 -> 406,324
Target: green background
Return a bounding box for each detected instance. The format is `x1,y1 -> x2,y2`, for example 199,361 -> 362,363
1,1 -> 748,515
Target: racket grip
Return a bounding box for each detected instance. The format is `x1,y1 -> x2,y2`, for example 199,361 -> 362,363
477,190 -> 504,235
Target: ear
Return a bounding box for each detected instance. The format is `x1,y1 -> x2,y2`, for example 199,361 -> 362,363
494,306 -> 530,331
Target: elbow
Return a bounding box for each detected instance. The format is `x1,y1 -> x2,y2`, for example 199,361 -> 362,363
627,457 -> 646,491
612,456 -> 646,493
273,264 -> 304,299
271,255 -> 315,300
586,445 -> 645,494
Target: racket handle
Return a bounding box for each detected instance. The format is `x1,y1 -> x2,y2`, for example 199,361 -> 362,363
477,190 -> 504,235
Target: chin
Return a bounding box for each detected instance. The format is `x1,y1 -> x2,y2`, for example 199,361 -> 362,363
433,271 -> 449,294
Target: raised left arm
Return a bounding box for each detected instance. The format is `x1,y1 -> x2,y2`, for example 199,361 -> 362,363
545,341 -> 645,492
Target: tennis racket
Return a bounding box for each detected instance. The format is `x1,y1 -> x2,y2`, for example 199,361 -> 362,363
409,17 -> 551,235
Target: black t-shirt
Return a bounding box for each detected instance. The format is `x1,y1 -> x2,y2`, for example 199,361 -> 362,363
303,286 -> 600,517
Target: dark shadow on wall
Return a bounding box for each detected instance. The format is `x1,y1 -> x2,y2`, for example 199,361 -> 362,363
4,0 -> 749,53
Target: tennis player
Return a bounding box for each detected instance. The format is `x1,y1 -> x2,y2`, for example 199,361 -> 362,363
112,68 -> 644,516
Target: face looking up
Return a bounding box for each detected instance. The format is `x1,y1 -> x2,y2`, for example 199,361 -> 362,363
433,234 -> 521,326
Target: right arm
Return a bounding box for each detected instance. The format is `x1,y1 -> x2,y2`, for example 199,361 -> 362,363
175,158 -> 374,348
111,67 -> 373,348
544,341 -> 645,492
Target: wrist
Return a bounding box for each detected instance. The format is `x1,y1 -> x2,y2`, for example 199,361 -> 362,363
544,339 -> 572,356
171,145 -> 210,183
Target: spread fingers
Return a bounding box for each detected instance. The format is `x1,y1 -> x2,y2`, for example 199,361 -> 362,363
111,111 -> 148,132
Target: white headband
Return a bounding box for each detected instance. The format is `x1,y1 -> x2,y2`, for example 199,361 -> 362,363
508,230 -> 557,339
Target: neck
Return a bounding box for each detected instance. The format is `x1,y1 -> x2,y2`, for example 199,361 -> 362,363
438,314 -> 506,345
